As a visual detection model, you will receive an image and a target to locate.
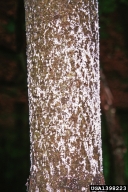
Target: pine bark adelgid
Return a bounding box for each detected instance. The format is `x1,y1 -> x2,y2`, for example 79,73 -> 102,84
24,0 -> 105,191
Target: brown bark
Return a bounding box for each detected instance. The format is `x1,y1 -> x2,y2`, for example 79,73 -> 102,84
25,0 -> 105,191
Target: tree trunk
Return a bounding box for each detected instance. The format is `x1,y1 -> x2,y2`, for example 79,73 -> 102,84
24,0 -> 105,191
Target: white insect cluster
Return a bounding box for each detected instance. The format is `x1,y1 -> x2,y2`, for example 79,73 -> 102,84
25,0 -> 103,191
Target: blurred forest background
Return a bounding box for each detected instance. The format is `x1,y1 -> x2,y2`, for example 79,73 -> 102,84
0,0 -> 128,191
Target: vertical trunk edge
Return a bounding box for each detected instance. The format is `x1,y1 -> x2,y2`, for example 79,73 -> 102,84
24,0 -> 105,191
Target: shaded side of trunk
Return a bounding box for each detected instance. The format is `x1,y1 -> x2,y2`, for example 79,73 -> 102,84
25,0 -> 105,191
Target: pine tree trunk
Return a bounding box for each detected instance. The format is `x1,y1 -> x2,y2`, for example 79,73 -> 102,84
25,0 -> 105,191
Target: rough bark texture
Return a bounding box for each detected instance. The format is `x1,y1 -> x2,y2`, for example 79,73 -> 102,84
25,0 -> 105,191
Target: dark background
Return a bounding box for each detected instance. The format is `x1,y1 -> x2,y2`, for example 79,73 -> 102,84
0,0 -> 128,191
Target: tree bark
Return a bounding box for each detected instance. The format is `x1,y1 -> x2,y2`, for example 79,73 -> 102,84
24,0 -> 105,191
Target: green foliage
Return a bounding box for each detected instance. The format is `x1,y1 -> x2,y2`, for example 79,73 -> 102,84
99,0 -> 128,15
101,114 -> 111,184
119,110 -> 128,184
99,0 -> 116,15
98,0 -> 128,39
119,0 -> 128,5
5,20 -> 15,33
103,146 -> 110,183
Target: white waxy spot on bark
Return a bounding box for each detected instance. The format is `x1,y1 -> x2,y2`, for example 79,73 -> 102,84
25,0 -> 103,190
